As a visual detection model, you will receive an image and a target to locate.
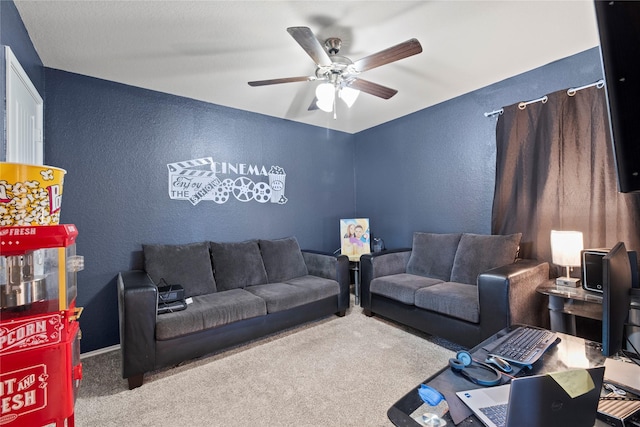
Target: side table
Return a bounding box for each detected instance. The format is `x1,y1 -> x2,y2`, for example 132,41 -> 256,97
536,281 -> 603,336
349,258 -> 360,305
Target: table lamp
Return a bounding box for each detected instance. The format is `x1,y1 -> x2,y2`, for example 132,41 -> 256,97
550,230 -> 584,287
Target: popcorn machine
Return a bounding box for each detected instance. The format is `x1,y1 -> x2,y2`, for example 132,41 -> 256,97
0,163 -> 83,427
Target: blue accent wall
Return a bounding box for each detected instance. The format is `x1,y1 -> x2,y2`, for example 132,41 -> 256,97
44,70 -> 355,351
355,47 -> 603,250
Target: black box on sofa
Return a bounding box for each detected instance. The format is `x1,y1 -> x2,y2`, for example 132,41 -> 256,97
158,284 -> 185,304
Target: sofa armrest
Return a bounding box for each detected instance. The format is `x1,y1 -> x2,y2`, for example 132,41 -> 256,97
302,250 -> 350,311
117,270 -> 158,380
477,260 -> 550,337
360,248 -> 412,309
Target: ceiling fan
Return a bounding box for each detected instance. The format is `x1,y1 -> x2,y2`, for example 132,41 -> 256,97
248,27 -> 423,116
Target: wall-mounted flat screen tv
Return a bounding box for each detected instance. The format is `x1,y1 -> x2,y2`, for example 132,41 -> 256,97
595,1 -> 640,193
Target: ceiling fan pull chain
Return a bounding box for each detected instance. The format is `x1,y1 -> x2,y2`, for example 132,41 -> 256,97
333,86 -> 338,119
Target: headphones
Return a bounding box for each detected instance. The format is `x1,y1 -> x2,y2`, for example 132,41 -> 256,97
449,350 -> 502,387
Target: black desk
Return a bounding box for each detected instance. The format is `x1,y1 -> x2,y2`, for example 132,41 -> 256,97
387,326 -> 610,426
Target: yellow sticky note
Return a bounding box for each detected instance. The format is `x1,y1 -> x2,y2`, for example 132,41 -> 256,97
548,369 -> 595,398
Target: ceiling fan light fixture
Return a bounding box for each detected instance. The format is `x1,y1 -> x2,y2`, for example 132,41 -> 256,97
248,27 -> 423,118
316,98 -> 334,113
316,82 -> 335,112
339,86 -> 360,108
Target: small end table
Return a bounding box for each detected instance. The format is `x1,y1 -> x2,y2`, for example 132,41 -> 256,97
348,256 -> 360,305
536,280 -> 602,335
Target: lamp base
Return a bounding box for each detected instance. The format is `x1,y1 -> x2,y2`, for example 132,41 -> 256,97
556,277 -> 581,287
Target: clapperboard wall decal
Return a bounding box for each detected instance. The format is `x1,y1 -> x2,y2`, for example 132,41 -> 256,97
168,157 -> 287,205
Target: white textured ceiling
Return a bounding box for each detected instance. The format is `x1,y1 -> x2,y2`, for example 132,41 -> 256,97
15,0 -> 600,134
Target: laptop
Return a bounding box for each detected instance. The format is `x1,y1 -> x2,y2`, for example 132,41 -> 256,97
603,358 -> 640,395
455,366 -> 605,427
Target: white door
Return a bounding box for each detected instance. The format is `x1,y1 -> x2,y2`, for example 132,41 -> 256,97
5,46 -> 44,165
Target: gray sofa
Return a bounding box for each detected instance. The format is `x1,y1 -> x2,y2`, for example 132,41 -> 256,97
118,237 -> 350,389
360,232 -> 550,348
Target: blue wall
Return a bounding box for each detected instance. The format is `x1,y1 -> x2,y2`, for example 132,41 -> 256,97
355,48 -> 603,250
44,70 -> 355,351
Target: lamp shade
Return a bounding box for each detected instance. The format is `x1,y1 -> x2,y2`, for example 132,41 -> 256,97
550,230 -> 584,266
315,83 -> 335,112
339,86 -> 360,108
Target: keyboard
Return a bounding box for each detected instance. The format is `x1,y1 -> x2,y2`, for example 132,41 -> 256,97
487,326 -> 558,365
479,404 -> 507,427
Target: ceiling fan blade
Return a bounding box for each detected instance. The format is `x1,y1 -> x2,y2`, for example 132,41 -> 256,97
353,38 -> 422,73
248,76 -> 314,87
287,27 -> 332,67
308,97 -> 319,111
347,79 -> 398,99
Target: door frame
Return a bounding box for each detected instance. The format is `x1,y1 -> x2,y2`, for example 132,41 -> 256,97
5,45 -> 44,164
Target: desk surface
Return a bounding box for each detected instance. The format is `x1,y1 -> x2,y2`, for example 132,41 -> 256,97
387,326 -> 610,426
537,282 -> 603,304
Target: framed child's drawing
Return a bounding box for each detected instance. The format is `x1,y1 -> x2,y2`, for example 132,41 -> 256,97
340,218 -> 370,261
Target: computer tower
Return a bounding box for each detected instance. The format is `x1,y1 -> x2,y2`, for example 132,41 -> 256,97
582,249 -> 608,292
582,249 -> 639,292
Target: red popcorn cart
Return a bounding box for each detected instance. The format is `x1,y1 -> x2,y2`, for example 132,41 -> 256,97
1,225 -> 84,427
1,163 -> 84,427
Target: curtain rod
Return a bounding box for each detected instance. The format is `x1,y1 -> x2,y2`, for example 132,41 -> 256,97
484,79 -> 605,118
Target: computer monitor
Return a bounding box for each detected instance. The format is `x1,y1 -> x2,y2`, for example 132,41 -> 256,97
602,241 -> 632,356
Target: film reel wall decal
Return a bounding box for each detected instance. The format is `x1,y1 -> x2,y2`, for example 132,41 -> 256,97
168,158 -> 288,205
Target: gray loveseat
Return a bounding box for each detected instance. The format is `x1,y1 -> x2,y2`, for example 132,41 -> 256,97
360,232 -> 550,348
118,237 -> 350,389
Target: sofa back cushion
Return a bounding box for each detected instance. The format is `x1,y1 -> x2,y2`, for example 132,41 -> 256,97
210,240 -> 269,291
450,233 -> 522,285
406,232 -> 462,281
143,242 -> 216,298
259,237 -> 308,283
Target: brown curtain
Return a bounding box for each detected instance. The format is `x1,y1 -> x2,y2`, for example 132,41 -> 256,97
491,85 -> 640,267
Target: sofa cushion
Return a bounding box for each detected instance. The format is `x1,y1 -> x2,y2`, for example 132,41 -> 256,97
450,233 -> 522,285
414,282 -> 480,323
155,289 -> 267,340
210,240 -> 269,291
406,232 -> 462,281
285,275 -> 339,300
245,282 -> 329,313
370,273 -> 444,305
143,242 -> 216,298
259,237 -> 309,282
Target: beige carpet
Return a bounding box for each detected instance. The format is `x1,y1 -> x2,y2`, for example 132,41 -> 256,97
76,299 -> 458,426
